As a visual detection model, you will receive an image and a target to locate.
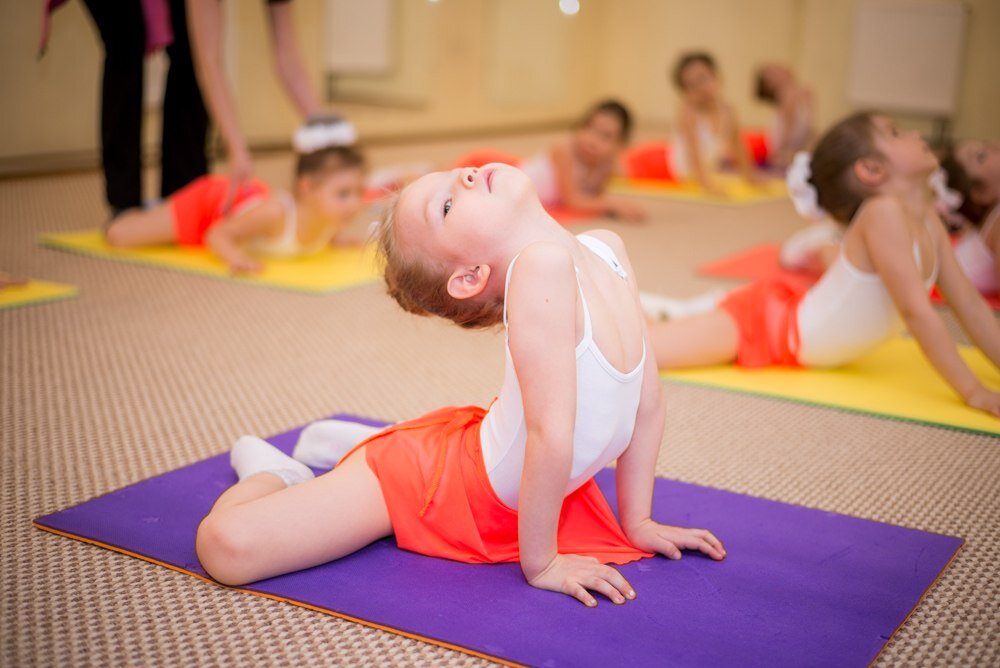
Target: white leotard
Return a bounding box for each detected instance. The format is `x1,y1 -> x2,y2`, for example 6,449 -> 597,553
953,206 -> 998,295
479,234 -> 646,509
245,192 -> 336,258
519,142 -> 614,208
672,116 -> 724,179
796,231 -> 938,368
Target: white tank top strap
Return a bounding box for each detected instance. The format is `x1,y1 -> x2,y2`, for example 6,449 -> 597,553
576,234 -> 629,280
501,252 -> 522,330
573,267 -> 593,350
275,191 -> 298,247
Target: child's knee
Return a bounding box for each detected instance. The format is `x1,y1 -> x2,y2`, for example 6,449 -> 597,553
195,513 -> 257,586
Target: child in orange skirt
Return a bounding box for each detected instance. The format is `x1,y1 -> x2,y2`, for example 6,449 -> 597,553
196,162 -> 725,607
644,113 -> 1000,417
104,120 -> 364,274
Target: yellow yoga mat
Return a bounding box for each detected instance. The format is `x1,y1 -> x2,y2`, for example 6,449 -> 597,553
609,174 -> 788,206
0,279 -> 78,311
662,338 -> 1000,436
40,230 -> 380,294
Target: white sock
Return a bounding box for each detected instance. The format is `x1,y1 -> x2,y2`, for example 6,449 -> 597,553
230,435 -> 315,487
640,289 -> 726,321
292,419 -> 383,469
779,221 -> 842,271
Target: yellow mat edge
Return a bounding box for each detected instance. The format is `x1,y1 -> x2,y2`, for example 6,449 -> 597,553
0,280 -> 79,311
39,233 -> 376,296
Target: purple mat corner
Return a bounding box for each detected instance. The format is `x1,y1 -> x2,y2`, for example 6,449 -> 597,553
35,414 -> 962,667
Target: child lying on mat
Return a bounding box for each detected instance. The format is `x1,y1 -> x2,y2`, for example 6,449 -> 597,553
641,112 -> 1000,417
196,162 -> 725,605
940,140 -> 1000,296
669,52 -> 762,195
454,100 -> 646,221
754,63 -> 815,171
105,120 -> 365,274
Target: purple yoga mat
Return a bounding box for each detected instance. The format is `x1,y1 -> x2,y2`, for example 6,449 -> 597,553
35,415 -> 962,667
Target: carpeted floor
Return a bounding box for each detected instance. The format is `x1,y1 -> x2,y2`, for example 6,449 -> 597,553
2,133 -> 998,666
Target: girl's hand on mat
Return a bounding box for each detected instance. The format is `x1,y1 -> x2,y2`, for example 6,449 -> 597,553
610,199 -> 647,223
223,252 -> 263,275
966,387 -> 1000,418
626,519 -> 726,561
527,554 -> 636,608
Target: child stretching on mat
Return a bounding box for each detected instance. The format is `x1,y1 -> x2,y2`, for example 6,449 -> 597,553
643,112 -> 1000,417
940,140 -> 1000,296
668,52 -> 761,194
454,100 -> 646,221
755,63 -> 815,171
196,162 -> 725,605
104,121 -> 364,274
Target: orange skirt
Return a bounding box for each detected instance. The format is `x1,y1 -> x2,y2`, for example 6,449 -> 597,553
341,405 -> 651,565
718,275 -> 812,368
170,175 -> 270,246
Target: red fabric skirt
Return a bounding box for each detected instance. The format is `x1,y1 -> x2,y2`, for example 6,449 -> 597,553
718,275 -> 812,368
341,405 -> 651,565
170,175 -> 270,246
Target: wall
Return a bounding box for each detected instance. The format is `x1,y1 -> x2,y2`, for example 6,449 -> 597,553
2,0 -> 997,174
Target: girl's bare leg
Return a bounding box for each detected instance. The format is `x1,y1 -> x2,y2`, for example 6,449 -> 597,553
105,202 -> 177,247
648,310 -> 740,369
196,446 -> 392,586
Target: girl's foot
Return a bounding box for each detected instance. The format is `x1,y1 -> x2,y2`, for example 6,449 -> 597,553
639,289 -> 727,321
231,435 -> 315,487
292,420 -> 383,469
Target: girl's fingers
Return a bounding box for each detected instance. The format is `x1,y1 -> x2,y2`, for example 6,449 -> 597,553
586,576 -> 626,605
600,565 -> 636,600
569,583 -> 597,608
654,536 -> 683,560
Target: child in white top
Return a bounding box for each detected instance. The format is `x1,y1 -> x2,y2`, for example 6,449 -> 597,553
105,122 -> 364,274
195,163 -> 724,606
670,52 -> 760,195
645,113 -> 1000,417
755,63 -> 815,171
941,140 -> 1000,295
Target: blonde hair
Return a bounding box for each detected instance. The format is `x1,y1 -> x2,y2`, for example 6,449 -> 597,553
374,193 -> 504,330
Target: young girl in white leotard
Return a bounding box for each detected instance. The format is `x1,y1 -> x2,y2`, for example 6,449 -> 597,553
645,112 -> 1000,418
941,140 -> 1000,295
195,162 -> 724,607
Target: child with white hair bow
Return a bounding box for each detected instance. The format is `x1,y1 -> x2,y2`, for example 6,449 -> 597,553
105,119 -> 365,274
642,111 -> 1000,417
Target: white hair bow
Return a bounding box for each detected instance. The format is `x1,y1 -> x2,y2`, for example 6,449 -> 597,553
785,151 -> 827,221
293,117 -> 358,153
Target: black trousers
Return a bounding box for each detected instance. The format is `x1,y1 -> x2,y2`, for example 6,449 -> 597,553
83,0 -> 209,210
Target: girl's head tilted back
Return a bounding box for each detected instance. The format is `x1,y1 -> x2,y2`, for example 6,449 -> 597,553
808,112 -> 937,224
375,164 -> 540,330
755,63 -> 792,104
940,141 -> 1000,226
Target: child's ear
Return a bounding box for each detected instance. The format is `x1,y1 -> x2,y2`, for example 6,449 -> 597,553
447,264 -> 491,300
295,175 -> 315,199
853,157 -> 887,187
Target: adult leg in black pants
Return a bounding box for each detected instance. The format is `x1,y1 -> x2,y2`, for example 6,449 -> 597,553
161,0 -> 209,198
82,0 -> 145,213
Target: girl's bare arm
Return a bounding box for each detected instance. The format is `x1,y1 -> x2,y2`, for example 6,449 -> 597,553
508,242 -> 635,607
861,198 -> 1000,415
204,198 -> 285,273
